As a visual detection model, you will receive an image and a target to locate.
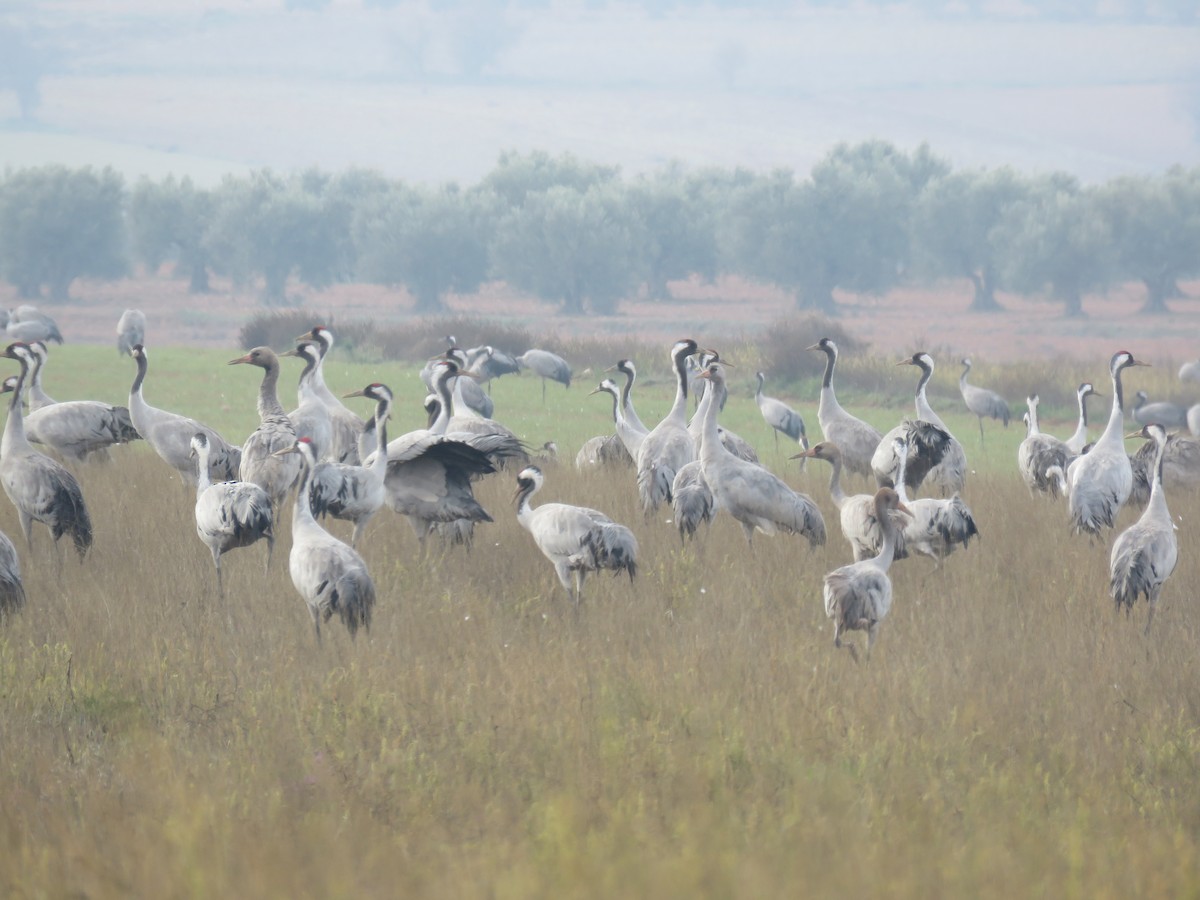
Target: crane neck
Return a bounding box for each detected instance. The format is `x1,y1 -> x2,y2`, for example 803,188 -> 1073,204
604,388 -> 622,427
194,446 -> 212,495
292,456 -> 319,529
959,365 -> 970,390
871,498 -> 901,571
893,447 -> 912,504
620,366 -> 636,413
256,359 -> 287,422
131,351 -> 148,397
698,377 -> 727,464
1097,365 -> 1127,448
824,452 -> 847,508
515,481 -> 539,523
1026,400 -> 1040,434
2,355 -> 31,456
755,373 -> 764,400
820,346 -> 836,390
432,374 -> 455,433
371,410 -> 389,477
667,350 -> 690,425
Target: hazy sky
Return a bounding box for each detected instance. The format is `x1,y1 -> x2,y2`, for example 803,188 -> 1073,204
1,2 -> 1197,184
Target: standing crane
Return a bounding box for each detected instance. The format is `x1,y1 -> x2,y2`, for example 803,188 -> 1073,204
307,383 -> 390,548
1065,382 -> 1100,454
116,309 -> 145,356
1017,395 -> 1072,497
755,371 -> 808,452
959,357 -> 1010,439
688,357 -> 759,464
1065,351 -> 1148,536
516,349 -> 572,403
129,344 -> 241,484
229,346 -> 302,524
594,369 -> 647,459
670,460 -> 715,542
514,465 -> 638,604
636,339 -> 698,514
26,341 -> 58,410
296,326 -> 366,464
821,487 -> 910,663
799,441 -> 903,562
578,379 -> 634,470
0,343 -> 92,561
872,352 -> 967,495
1131,391 -> 1187,429
279,438 -> 375,644
807,338 -> 882,479
190,433 -> 274,598
892,437 -> 979,565
1110,424 -> 1177,635
609,359 -> 651,435
695,362 -> 825,548
282,341 -> 333,462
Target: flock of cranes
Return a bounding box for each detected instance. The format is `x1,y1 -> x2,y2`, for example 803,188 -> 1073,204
0,317 -> 1192,653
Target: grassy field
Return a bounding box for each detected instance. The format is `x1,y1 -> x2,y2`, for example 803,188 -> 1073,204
2,344 -> 1199,897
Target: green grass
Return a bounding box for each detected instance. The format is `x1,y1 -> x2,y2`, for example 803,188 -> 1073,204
2,344 -> 1198,896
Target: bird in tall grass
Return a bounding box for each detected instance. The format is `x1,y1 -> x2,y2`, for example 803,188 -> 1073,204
958,357 -> 1010,440
230,346 -> 302,524
807,338 -> 881,479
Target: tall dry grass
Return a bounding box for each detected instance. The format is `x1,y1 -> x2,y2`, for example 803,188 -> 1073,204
2,439 -> 1199,897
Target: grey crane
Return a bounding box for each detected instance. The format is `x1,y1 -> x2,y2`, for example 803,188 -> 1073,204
1127,429 -> 1200,509
578,379 -> 634,470
444,346 -> 495,418
688,357 -> 759,464
468,345 -> 520,385
893,437 -> 978,565
0,343 -> 92,561
116,309 -> 145,356
1017,395 -> 1071,497
591,375 -> 646,460
0,529 -> 25,618
822,487 -> 909,663
1110,424 -> 1177,635
6,307 -> 62,344
229,346 -> 302,524
695,363 -> 825,547
1065,382 -> 1101,454
440,362 -> 529,470
799,441 -> 904,562
755,371 -> 808,452
189,433 -> 274,598
296,326 -> 366,464
959,357 -> 1010,439
129,345 -> 241,484
517,349 -> 572,402
807,338 -> 883,479
366,361 -> 497,551
1131,390 -> 1187,429
670,460 -> 715,542
1179,360 -> 1200,384
636,339 -> 698,514
609,360 -> 651,436
307,383 -> 390,548
514,465 -> 638,604
872,352 -> 966,494
282,341 -> 333,462
1065,351 -> 1148,536
278,438 -> 375,644
25,341 -> 58,410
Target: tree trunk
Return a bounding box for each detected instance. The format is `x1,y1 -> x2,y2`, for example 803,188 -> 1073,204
1061,288 -> 1085,318
967,271 -> 1004,312
1138,277 -> 1170,314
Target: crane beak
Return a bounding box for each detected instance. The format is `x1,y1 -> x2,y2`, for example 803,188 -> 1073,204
1124,429 -> 1149,440
895,359 -> 914,367
588,386 -> 605,396
789,447 -> 815,460
1132,360 -> 1151,367
272,445 -> 299,458
280,348 -> 300,358
227,355 -> 250,365
343,388 -> 367,399
803,342 -> 821,352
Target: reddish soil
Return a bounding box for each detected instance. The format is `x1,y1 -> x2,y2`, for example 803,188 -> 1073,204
3,273 -> 1197,365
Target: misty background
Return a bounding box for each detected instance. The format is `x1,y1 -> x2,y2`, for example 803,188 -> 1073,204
1,1 -> 1197,185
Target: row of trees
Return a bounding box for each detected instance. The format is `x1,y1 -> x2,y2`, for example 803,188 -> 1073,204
1,144 -> 1198,317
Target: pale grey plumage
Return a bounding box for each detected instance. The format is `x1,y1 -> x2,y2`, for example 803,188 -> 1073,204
468,345 -> 520,384
25,341 -> 57,410
1065,382 -> 1100,454
579,380 -> 634,470
822,487 -> 909,663
307,383 -> 390,548
1110,424 -> 1177,635
6,307 -> 62,344
872,352 -> 966,495
116,309 -> 145,356
689,362 -> 759,464
0,529 -> 26,617
129,345 -> 241,483
670,459 -> 715,542
695,363 -> 825,547
230,346 -> 302,523
591,376 -> 645,460
1179,360 -> 1200,384
755,371 -> 807,451
283,439 -> 375,644
959,357 -> 1010,439
1017,395 -> 1071,497
1131,391 -> 1187,429
611,360 -> 651,436
893,438 -> 978,564
807,338 -> 882,479
515,465 -> 637,603
284,342 -> 333,462
190,432 -> 273,598
297,326 -> 366,465
517,348 -> 571,402
0,343 -> 92,560
637,339 -> 698,514
1066,351 -> 1148,536
801,441 -> 903,562
1127,430 -> 1200,509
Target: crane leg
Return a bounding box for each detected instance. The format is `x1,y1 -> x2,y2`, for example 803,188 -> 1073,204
18,511 -> 33,552
212,548 -> 225,600
978,418 -> 985,441
542,379 -> 547,405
